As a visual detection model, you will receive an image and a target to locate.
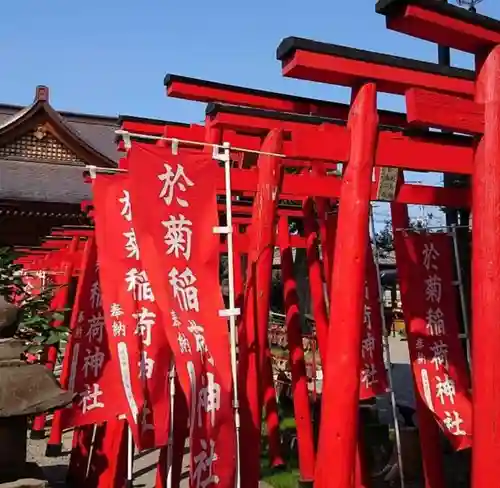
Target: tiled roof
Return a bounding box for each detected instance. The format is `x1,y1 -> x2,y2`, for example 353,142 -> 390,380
0,159 -> 91,203
0,103 -> 121,164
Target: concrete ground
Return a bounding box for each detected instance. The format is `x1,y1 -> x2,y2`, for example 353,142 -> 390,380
28,429 -> 271,487
376,335 -> 415,425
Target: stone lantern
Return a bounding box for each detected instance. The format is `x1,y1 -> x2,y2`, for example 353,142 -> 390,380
0,297 -> 73,486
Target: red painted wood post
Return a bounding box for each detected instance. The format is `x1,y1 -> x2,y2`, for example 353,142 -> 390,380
311,166 -> 333,286
354,439 -> 368,488
315,83 -> 378,488
278,217 -> 316,483
325,211 -> 338,294
233,246 -> 243,306
472,45 -> 500,488
237,229 -> 285,468
32,240 -> 78,440
263,356 -> 285,468
205,123 -> 283,473
155,384 -> 189,488
303,198 -> 329,367
391,179 -> 445,488
238,129 -> 284,488
46,237 -> 81,455
155,447 -> 168,488
47,237 -> 90,452
86,418 -> 128,488
66,425 -> 96,487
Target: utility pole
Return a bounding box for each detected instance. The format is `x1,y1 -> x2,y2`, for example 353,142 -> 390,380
438,0 -> 481,359
440,0 -> 481,229
438,0 -> 458,229
456,0 -> 483,13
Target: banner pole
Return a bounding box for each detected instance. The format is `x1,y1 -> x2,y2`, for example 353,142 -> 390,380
391,194 -> 445,488
213,142 -> 241,488
166,362 -> 176,488
450,224 -> 472,370
369,205 -> 405,488
126,425 -> 134,488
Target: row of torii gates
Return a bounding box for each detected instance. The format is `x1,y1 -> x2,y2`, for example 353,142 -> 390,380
20,1 -> 500,487
111,1 -> 500,486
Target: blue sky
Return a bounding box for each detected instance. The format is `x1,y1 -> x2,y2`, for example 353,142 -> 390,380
2,0 -> 497,225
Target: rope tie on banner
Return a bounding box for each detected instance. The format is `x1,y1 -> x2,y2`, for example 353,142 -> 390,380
122,131 -> 132,150
171,138 -> 179,155
86,165 -> 128,178
87,165 -> 97,180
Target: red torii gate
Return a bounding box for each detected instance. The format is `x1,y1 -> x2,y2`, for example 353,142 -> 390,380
165,73 -> 475,173
268,3 -> 500,487
161,18 -> 486,488
18,2 -> 500,487
377,3 -> 500,488
16,231 -> 86,442
165,74 -> 405,127
268,30 -> 462,488
119,90 -> 468,488
165,75 -> 471,181
120,111 -> 469,208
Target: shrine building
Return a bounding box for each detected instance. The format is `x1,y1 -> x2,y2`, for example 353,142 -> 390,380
0,85 -> 167,247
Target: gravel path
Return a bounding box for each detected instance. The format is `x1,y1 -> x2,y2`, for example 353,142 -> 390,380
27,427 -> 189,488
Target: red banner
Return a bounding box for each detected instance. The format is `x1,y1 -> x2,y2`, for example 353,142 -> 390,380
127,143 -> 236,487
92,173 -> 172,449
395,232 -> 472,449
359,253 -> 388,400
61,239 -> 122,428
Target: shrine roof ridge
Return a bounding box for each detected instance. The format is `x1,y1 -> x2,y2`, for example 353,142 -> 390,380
375,0 -> 500,33
0,102 -> 118,126
118,114 -> 191,128
56,225 -> 94,231
43,235 -> 73,241
276,37 -> 475,80
206,103 -> 346,127
19,246 -> 59,251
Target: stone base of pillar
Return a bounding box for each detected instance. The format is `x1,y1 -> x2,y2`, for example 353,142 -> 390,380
0,480 -> 48,488
0,416 -> 28,482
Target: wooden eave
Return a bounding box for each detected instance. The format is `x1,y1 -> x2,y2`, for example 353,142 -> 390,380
0,98 -> 115,167
0,199 -> 86,219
